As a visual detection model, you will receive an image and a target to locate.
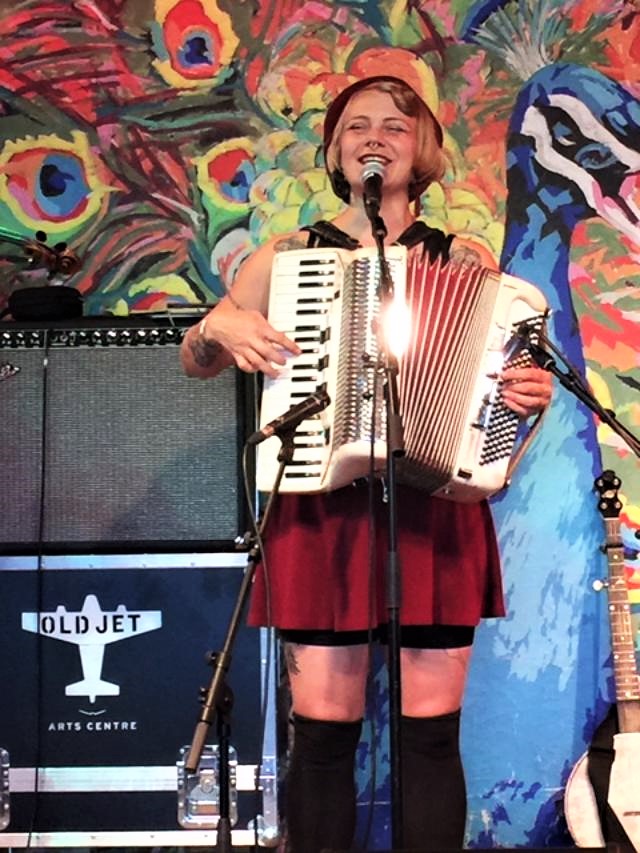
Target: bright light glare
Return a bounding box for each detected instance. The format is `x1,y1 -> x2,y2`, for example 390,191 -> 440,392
380,295 -> 412,359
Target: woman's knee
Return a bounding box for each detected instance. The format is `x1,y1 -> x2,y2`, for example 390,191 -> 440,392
285,642 -> 369,721
400,646 -> 472,716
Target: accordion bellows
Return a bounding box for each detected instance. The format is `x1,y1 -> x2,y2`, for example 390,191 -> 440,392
256,245 -> 547,502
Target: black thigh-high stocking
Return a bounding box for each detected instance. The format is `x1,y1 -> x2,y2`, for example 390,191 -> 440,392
285,713 -> 362,853
401,710 -> 466,850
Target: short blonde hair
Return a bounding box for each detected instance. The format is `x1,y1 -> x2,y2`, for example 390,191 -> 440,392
324,77 -> 446,202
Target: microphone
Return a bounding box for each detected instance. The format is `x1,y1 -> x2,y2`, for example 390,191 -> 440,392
361,161 -> 385,220
247,390 -> 330,446
516,322 -> 555,370
516,320 -> 538,339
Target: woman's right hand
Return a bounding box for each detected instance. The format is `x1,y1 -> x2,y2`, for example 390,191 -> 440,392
200,297 -> 301,378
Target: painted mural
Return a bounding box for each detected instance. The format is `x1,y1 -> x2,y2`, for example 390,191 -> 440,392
0,0 -> 639,848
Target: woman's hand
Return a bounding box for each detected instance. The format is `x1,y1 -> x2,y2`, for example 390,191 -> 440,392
500,365 -> 553,418
200,298 -> 301,378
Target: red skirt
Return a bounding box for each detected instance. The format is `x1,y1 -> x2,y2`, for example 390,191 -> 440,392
247,481 -> 505,631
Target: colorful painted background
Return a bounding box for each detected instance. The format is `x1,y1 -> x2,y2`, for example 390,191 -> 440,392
1,0 -> 639,847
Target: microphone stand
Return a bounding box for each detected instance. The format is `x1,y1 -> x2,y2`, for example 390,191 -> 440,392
182,429 -> 297,852
525,331 -> 640,458
368,206 -> 406,850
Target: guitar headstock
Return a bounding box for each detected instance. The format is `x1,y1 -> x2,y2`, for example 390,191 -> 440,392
594,469 -> 622,519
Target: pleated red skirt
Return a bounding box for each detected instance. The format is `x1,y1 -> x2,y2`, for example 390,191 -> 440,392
247,480 -> 505,632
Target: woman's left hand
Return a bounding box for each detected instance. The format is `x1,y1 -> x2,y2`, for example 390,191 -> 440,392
500,366 -> 553,418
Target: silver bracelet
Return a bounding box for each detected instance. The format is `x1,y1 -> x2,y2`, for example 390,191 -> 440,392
197,290 -> 242,345
197,316 -> 218,347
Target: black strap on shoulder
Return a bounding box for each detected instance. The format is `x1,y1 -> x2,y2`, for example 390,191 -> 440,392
303,219 -> 454,263
396,221 -> 455,263
302,221 -> 361,250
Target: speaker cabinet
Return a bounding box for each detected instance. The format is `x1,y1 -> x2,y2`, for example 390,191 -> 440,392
0,318 -> 252,552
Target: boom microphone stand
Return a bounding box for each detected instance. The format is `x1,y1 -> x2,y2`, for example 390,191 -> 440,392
519,324 -> 640,848
183,390 -> 330,852
365,189 -> 406,850
518,322 -> 640,458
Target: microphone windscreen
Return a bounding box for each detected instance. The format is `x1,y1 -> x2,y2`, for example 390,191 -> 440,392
361,160 -> 385,183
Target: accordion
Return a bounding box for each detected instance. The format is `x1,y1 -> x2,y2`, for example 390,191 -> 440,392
256,244 -> 547,502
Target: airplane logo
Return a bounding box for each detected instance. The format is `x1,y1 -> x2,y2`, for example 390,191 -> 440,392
22,594 -> 162,703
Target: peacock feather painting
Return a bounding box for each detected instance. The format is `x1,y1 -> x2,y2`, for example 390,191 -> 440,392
0,0 -> 638,847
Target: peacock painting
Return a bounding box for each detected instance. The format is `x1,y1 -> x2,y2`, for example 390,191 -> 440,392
458,0 -> 640,845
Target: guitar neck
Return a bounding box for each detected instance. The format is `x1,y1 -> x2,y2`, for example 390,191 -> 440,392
606,521 -> 640,730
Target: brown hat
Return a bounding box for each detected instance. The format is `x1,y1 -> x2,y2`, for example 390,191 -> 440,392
322,75 -> 444,202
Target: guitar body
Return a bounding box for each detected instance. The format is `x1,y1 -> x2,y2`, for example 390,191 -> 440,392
564,752 -> 605,848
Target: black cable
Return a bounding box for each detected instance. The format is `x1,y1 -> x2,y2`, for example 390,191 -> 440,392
240,441 -> 275,851
27,328 -> 51,849
360,346 -> 381,852
242,370 -> 277,850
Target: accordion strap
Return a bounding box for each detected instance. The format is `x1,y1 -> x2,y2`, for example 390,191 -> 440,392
397,221 -> 454,262
303,221 -> 360,250
303,219 -> 454,261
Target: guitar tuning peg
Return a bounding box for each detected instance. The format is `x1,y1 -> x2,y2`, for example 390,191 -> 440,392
592,578 -> 609,592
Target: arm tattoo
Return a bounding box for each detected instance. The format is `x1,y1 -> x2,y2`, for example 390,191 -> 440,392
188,334 -> 225,368
283,642 -> 301,676
274,235 -> 308,253
449,244 -> 482,268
